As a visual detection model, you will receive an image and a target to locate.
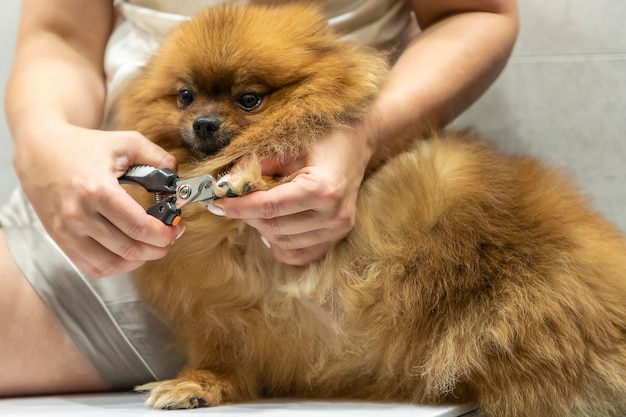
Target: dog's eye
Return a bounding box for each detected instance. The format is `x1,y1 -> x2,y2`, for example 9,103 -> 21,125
178,88 -> 195,108
235,93 -> 262,111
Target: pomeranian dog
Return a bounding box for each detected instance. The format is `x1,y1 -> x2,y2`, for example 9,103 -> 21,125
116,4 -> 626,416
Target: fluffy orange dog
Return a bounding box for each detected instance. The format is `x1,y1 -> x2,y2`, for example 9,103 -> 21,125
117,4 -> 626,416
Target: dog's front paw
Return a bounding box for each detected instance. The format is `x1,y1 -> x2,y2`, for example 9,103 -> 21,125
215,173 -> 251,198
134,373 -> 231,409
214,172 -> 278,198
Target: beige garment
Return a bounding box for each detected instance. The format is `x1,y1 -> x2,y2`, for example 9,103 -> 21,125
0,187 -> 186,388
124,0 -> 415,48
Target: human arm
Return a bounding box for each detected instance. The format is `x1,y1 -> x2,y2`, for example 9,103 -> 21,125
363,0 -> 520,165
210,0 -> 520,265
5,0 -> 183,278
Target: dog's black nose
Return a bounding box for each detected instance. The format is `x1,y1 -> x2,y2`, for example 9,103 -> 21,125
193,116 -> 221,140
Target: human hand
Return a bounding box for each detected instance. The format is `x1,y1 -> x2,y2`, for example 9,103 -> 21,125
211,126 -> 373,265
13,123 -> 183,278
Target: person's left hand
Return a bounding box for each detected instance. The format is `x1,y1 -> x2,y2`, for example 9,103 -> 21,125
210,126 -> 373,265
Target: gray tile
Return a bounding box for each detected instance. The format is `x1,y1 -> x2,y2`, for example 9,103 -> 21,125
515,0 -> 626,56
0,0 -> 19,203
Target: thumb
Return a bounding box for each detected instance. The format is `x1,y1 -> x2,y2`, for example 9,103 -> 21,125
253,154 -> 306,177
122,131 -> 178,172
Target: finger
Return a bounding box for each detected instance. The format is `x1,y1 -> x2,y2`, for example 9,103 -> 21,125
88,213 -> 174,262
230,154 -> 305,178
256,155 -> 305,176
95,184 -> 182,248
117,131 -> 178,173
245,210 -> 319,237
270,242 -> 335,266
262,228 -> 332,252
57,234 -> 145,278
245,199 -> 354,240
217,175 -> 325,220
254,213 -> 351,252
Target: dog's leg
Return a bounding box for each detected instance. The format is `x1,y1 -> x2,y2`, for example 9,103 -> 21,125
134,368 -> 235,409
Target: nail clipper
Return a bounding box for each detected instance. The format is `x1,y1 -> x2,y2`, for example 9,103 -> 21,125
119,165 -> 216,225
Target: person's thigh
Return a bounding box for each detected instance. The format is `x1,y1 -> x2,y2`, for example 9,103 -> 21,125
0,229 -> 110,396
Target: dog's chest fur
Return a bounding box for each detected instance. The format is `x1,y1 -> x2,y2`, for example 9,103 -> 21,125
136,222 -> 386,382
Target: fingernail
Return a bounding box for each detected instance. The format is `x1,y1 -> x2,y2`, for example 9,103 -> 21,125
176,226 -> 186,240
208,202 -> 225,216
261,236 -> 271,248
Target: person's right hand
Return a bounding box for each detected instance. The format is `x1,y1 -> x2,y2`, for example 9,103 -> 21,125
13,123 -> 184,278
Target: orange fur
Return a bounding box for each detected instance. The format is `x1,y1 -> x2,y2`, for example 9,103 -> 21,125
116,5 -> 626,416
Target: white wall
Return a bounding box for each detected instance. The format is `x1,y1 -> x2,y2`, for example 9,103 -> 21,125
0,0 -> 19,202
453,0 -> 626,232
0,1 -> 624,231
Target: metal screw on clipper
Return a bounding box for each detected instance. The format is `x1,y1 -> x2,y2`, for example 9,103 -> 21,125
178,184 -> 192,200
118,165 -> 217,225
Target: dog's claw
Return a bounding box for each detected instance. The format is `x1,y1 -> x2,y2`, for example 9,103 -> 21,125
217,174 -> 231,189
191,397 -> 208,408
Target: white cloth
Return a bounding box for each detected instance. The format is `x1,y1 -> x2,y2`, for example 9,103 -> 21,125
102,0 -> 418,128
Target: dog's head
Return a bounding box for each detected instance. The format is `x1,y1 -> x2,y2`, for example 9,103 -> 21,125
117,4 -> 389,175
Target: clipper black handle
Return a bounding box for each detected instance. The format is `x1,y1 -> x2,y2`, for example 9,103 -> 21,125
147,196 -> 182,226
119,167 -> 178,194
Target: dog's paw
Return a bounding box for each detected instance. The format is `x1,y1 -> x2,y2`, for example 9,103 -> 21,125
214,172 -> 278,198
134,377 -> 227,409
215,173 -> 249,198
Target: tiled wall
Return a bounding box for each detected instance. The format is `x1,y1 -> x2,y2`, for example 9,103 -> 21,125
453,0 -> 626,231
1,1 -> 624,231
0,0 -> 19,202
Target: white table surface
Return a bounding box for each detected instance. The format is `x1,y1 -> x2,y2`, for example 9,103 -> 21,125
0,393 -> 478,416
